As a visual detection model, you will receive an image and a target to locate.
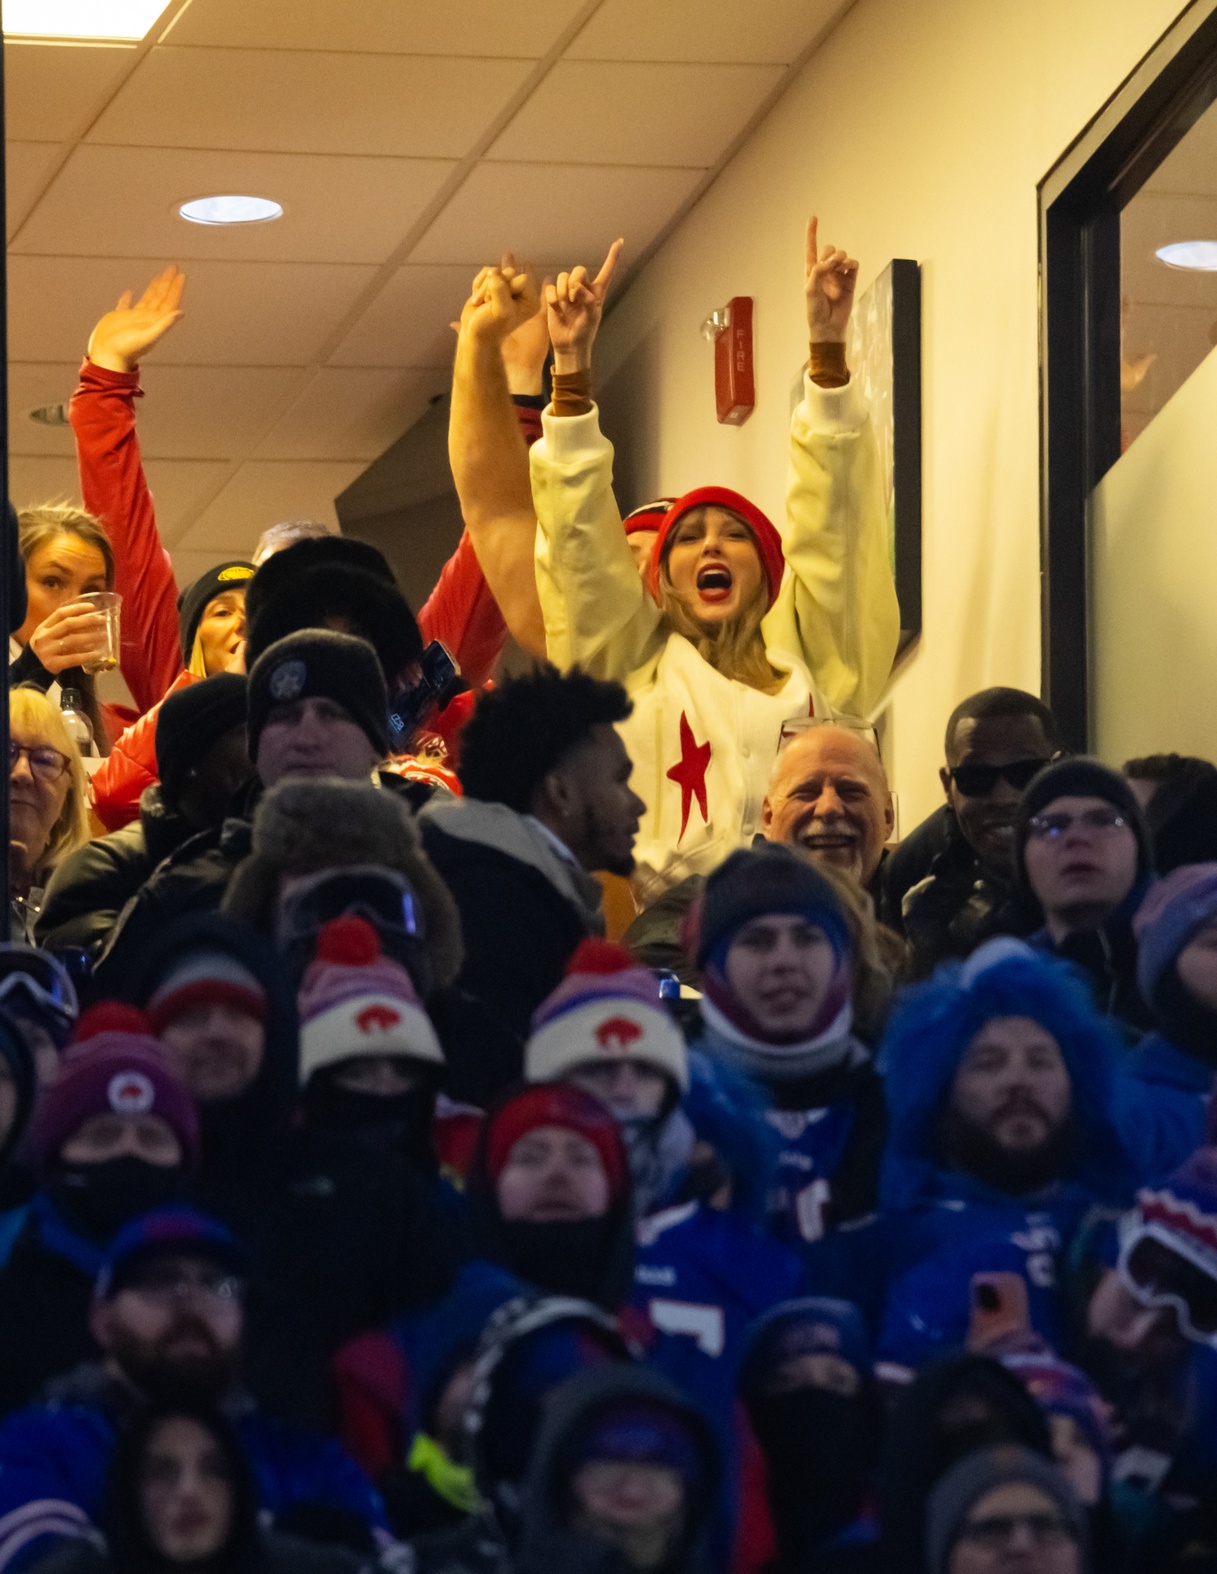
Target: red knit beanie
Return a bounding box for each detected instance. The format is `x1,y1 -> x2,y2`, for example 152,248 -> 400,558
622,499 -> 674,537
29,1004 -> 201,1172
649,486 -> 785,610
483,1084 -> 627,1200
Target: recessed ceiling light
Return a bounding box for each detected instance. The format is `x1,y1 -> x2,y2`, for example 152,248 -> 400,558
3,0 -> 171,41
178,195 -> 284,226
27,404 -> 70,428
1156,240 -> 1217,271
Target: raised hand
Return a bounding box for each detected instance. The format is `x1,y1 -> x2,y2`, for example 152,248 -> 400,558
546,239 -> 624,374
805,217 -> 858,344
501,278 -> 551,397
459,259 -> 542,348
28,600 -> 109,675
87,265 -> 186,373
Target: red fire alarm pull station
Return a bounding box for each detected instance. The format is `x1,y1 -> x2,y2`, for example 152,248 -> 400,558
713,296 -> 755,426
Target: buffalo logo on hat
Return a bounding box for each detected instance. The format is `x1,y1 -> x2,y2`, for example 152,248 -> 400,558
596,1016 -> 644,1051
269,660 -> 307,702
108,1071 -> 155,1115
356,1004 -> 401,1034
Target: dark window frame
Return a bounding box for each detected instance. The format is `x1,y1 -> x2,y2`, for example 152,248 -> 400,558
1039,0 -> 1217,750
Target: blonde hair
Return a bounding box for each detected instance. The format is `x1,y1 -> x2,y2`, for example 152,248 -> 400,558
17,504 -> 115,587
656,511 -> 784,694
10,687 -> 91,880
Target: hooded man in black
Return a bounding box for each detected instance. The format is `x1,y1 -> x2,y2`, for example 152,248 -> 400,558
131,912 -> 466,1427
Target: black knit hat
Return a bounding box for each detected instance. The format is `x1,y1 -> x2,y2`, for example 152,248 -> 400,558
244,536 -> 422,688
176,562 -> 255,663
246,630 -> 389,761
155,674 -> 249,806
694,844 -> 851,969
1013,758 -> 1153,891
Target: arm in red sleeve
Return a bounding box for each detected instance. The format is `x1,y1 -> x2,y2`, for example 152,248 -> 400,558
69,359 -> 183,715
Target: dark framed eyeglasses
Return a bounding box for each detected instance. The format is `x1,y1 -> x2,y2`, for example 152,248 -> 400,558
9,743 -> 71,783
959,1511 -> 1076,1550
1026,807 -> 1128,841
948,759 -> 1050,797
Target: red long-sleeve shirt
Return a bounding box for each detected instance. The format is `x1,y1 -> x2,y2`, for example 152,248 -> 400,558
77,359 -> 516,829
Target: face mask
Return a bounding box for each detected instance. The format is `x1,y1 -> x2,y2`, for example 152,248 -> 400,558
47,1157 -> 184,1243
302,1080 -> 435,1168
747,1388 -> 874,1558
499,1216 -> 617,1302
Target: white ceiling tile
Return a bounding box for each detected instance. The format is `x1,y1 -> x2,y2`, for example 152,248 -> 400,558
168,0 -> 586,58
566,0 -> 846,63
409,160 -> 704,264
88,46 -> 535,159
170,548 -> 243,588
490,61 -> 782,166
175,459 -> 366,552
12,144 -> 456,264
143,459 -> 240,546
4,40 -> 134,141
8,455 -> 81,511
121,366 -> 311,457
329,264 -> 481,368
8,255 -> 379,365
6,142 -> 63,240
254,368 -> 449,460
1123,193 -> 1217,308
8,363 -> 78,456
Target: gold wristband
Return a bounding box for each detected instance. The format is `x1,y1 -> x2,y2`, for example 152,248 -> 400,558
551,367 -> 593,417
809,341 -> 849,389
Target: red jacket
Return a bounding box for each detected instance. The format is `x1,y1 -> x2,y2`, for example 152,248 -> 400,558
82,365 -> 519,829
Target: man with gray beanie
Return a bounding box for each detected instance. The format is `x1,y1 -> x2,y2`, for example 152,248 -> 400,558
91,630 -> 392,997
925,1444 -> 1087,1574
1015,759 -> 1155,1034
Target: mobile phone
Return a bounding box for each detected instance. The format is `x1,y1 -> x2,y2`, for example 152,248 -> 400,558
967,1271 -> 1031,1352
387,641 -> 460,748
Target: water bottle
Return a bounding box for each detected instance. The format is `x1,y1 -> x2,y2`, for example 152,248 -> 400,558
60,688 -> 94,754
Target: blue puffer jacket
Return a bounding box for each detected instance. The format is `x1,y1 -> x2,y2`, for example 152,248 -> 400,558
1115,1031 -> 1212,1183
0,1365 -> 389,1574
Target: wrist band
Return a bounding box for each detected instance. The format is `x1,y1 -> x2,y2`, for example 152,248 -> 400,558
551,367 -> 593,417
809,341 -> 849,389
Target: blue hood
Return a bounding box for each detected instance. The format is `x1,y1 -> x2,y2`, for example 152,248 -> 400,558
879,945 -> 1136,1211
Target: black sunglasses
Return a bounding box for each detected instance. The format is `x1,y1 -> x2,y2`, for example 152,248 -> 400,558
949,758 -> 1050,797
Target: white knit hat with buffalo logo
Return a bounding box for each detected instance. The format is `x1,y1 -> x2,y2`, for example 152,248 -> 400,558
297,915 -> 444,1084
525,939 -> 688,1092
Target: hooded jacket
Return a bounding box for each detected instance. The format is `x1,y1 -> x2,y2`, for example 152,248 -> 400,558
421,797 -> 606,1107
515,1366 -> 721,1574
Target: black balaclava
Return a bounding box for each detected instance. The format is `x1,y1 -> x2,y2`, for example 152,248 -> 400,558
300,1068 -> 438,1172
749,1387 -> 877,1565
46,1158 -> 184,1244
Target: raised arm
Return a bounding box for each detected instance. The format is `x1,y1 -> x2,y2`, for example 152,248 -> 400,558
447,264 -> 548,658
529,242 -> 664,679
771,218 -> 900,719
70,266 -> 187,713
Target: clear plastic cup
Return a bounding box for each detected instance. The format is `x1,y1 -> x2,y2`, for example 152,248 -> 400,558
77,591 -> 121,675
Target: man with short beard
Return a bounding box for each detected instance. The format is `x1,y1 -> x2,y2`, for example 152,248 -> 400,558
809,939 -> 1138,1366
0,1208 -> 390,1574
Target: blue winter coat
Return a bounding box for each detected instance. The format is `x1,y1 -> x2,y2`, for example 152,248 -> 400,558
1114,1032 -> 1212,1183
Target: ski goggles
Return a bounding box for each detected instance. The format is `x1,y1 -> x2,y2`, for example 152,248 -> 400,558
947,758 -> 1053,797
276,865 -> 428,992
0,945 -> 79,1038
1117,1212 -> 1217,1346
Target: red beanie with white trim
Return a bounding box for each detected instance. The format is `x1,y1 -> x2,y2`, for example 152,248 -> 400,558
297,916 -> 443,1085
525,939 -> 688,1092
649,486 -> 785,610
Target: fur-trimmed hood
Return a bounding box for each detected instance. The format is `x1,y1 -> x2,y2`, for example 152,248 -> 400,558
221,776 -> 463,993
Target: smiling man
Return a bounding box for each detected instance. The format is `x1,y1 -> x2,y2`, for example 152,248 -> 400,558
761,724 -> 893,896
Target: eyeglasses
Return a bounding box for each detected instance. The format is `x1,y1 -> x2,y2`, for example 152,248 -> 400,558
9,743 -> 70,783
1119,1219 -> 1217,1345
958,1512 -> 1076,1550
949,759 -> 1050,797
127,1273 -> 244,1307
1025,807 -> 1128,841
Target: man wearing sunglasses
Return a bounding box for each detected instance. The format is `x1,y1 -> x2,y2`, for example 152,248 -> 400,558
1014,760 -> 1155,1034
883,688 -> 1059,975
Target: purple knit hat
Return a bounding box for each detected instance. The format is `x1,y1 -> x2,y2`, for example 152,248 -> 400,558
1134,862 -> 1217,1005
29,1004 -> 200,1172
525,939 -> 688,1092
297,915 -> 443,1084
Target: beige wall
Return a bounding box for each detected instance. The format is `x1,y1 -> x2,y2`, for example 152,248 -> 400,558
1092,342 -> 1217,768
595,0 -> 1188,834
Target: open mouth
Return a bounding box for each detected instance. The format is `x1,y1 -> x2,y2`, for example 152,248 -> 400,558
798,827 -> 858,851
696,564 -> 733,602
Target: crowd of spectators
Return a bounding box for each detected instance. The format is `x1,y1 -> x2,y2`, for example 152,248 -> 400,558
3,216 -> 1216,1574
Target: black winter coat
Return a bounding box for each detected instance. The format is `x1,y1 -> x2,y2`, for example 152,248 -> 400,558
35,787 -> 197,960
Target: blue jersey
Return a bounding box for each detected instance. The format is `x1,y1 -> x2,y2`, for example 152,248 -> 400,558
764,1102 -> 860,1246
0,1385 -> 389,1574
631,1200 -> 806,1431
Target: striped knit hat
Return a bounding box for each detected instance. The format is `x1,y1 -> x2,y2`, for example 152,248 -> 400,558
296,915 -> 443,1085
1129,1146 -> 1217,1282
525,940 -> 688,1092
146,949 -> 266,1034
